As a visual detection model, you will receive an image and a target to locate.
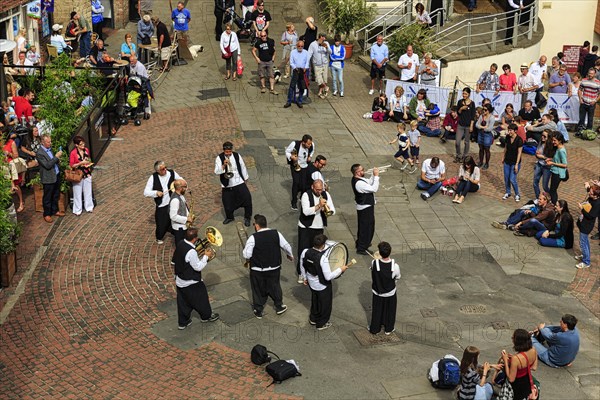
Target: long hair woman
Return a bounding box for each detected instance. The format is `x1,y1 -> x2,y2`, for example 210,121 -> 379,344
500,329 -> 537,400
457,346 -> 480,400
453,156 -> 480,204
536,199 -> 574,248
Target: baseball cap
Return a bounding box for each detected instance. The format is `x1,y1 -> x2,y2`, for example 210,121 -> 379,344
52,24 -> 63,32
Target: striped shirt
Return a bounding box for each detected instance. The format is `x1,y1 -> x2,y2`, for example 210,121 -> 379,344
457,367 -> 480,400
579,77 -> 600,105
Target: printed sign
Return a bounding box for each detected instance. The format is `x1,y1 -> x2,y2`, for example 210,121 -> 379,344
27,0 -> 41,19
562,45 -> 581,74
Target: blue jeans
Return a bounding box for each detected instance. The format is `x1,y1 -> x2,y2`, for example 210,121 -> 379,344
506,209 -> 528,225
418,126 -> 441,137
287,69 -> 306,104
532,163 -> 551,199
79,31 -> 92,58
468,0 -> 476,8
531,335 -> 560,368
417,179 -> 442,197
455,180 -> 479,197
520,218 -> 545,232
536,230 -> 564,248
580,232 -> 591,265
330,66 -> 344,93
503,162 -> 520,196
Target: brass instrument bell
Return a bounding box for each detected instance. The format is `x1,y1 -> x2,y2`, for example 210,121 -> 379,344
195,226 -> 223,261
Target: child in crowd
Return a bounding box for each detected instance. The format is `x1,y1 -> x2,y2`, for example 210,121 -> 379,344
25,45 -> 41,64
388,122 -> 416,173
408,120 -> 421,164
418,102 -> 442,137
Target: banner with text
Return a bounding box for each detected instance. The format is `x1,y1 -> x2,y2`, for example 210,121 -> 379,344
546,93 -> 581,124
472,91 -> 522,120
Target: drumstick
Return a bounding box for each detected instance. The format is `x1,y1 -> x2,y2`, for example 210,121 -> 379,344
365,250 -> 377,260
346,259 -> 357,267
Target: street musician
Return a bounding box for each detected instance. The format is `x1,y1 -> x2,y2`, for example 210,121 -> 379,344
215,141 -> 253,227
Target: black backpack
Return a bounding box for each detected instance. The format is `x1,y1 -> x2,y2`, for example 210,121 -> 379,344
266,360 -> 302,384
250,344 -> 278,366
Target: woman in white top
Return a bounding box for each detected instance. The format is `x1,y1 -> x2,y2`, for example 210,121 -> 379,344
220,23 -> 241,81
415,3 -> 432,26
568,72 -> 581,97
280,23 -> 297,78
388,86 -> 409,122
453,156 -> 480,204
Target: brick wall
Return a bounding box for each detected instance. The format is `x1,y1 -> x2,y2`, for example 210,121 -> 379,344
53,0 -> 130,30
0,0 -> 25,14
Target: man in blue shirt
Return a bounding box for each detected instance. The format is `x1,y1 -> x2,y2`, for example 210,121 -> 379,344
369,35 -> 388,95
531,314 -> 580,367
172,2 -> 191,34
284,40 -> 310,108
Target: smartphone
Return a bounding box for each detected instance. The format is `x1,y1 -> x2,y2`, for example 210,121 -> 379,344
58,146 -> 63,152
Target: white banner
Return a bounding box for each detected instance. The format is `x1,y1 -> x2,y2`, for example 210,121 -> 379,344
385,80 -> 452,113
546,93 -> 581,124
472,91 -> 522,120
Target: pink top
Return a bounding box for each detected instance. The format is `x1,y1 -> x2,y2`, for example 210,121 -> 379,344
69,147 -> 92,178
499,72 -> 517,92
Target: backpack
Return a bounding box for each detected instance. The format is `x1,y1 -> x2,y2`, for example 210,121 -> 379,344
581,130 -> 597,140
266,359 -> 302,384
428,356 -> 460,389
522,144 -> 537,155
250,344 -> 279,366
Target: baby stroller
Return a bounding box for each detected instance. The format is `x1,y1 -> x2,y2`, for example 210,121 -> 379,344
119,76 -> 150,126
230,9 -> 255,44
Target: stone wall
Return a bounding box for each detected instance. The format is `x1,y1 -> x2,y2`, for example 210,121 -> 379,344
54,0 -> 130,30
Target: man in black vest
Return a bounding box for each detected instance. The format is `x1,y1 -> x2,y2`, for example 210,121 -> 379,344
351,164 -> 380,255
174,228 -> 219,330
296,179 -> 335,284
306,155 -> 327,189
214,141 -> 253,226
368,242 -> 401,335
143,160 -> 183,244
242,214 -> 294,319
300,234 -> 350,330
285,134 -> 315,210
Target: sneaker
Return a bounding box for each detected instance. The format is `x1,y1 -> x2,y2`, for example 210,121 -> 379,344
502,193 -> 511,200
297,275 -> 304,284
332,90 -> 337,96
408,166 -> 417,174
200,313 -> 220,323
284,102 -> 291,108
384,329 -> 396,336
482,163 -> 489,170
283,74 -> 289,79
514,231 -> 525,236
515,195 -> 520,202
340,92 -> 344,97
276,305 -> 288,315
496,140 -> 502,146
575,262 -> 590,269
317,322 -> 332,331
440,137 -> 447,143
297,103 -> 303,108
420,193 -> 429,201
400,162 -> 408,170
368,89 -> 374,95
270,89 -> 279,95
291,205 -> 298,211
415,159 -> 420,164
178,319 -> 192,330
309,319 -> 316,325
253,309 -> 263,319
574,255 -> 583,261
491,221 -> 507,229
507,224 -> 516,231
157,240 -> 164,244
261,87 -> 266,93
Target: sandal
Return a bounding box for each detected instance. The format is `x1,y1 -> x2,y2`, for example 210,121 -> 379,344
224,75 -> 230,80
16,204 -> 24,213
232,76 -> 237,81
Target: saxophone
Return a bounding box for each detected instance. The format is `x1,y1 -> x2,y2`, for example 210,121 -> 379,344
186,190 -> 196,228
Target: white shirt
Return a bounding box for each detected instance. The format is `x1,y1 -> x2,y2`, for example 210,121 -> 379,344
310,168 -> 324,184
398,53 -> 419,81
16,58 -> 34,75
169,194 -> 189,230
214,153 -> 249,188
129,61 -> 149,79
371,258 -> 401,297
285,141 -> 314,168
508,0 -> 523,9
354,176 -> 379,210
299,247 -> 343,291
143,170 -> 182,208
242,228 -> 293,271
175,239 -> 209,287
518,72 -> 536,90
528,61 -> 547,87
421,159 -> 446,180
298,191 -> 335,229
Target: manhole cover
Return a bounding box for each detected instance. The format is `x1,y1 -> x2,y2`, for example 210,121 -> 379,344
353,329 -> 403,346
420,308 -> 438,318
491,321 -> 510,330
459,305 -> 487,314
214,300 -> 254,325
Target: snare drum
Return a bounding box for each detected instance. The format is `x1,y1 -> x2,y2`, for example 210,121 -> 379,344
323,240 -> 348,271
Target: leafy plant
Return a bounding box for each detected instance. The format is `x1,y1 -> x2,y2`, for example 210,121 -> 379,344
0,157 -> 21,254
319,0 -> 376,44
387,23 -> 439,60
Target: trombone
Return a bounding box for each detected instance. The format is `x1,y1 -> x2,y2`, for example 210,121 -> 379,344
196,226 -> 223,261
365,164 -> 392,174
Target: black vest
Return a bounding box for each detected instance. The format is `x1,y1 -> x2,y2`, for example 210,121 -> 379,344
250,229 -> 282,269
174,241 -> 202,281
351,177 -> 375,206
303,248 -> 330,286
299,190 -> 328,228
152,169 -> 175,206
288,141 -> 314,166
371,259 -> 396,295
218,152 -> 246,187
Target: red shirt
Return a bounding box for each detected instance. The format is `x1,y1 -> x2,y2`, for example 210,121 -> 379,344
442,114 -> 458,132
499,72 -> 517,92
13,96 -> 32,120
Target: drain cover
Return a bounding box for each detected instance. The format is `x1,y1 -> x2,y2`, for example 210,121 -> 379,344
420,308 -> 438,318
353,329 -> 403,346
459,305 -> 487,314
491,321 -> 509,330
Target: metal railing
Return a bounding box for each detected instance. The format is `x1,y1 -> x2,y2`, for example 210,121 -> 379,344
433,0 -> 540,59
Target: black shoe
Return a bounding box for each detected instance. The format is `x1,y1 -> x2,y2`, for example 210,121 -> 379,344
201,313 -> 220,322
440,137 -> 446,143
297,103 -> 303,108
178,319 -> 192,330
504,40 -> 513,45
223,218 -> 234,224
276,305 -> 288,315
284,102 -> 291,108
253,309 -> 263,319
216,36 -> 220,41
291,205 -> 298,211
356,250 -> 368,255
244,218 -> 251,227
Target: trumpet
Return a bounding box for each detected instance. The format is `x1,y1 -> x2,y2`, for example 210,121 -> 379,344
320,195 -> 334,217
223,156 -> 234,180
365,164 -> 392,174
186,190 -> 196,228
290,149 -> 301,172
196,226 -> 223,261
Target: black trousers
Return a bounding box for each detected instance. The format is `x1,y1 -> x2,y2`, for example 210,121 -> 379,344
310,284 -> 333,328
155,205 -> 172,240
504,9 -> 518,42
250,268 -> 283,313
176,282 -> 212,325
549,172 -> 562,205
214,11 -> 224,38
356,206 -> 375,252
290,167 -> 308,206
222,183 -> 252,219
42,174 -> 61,217
297,227 -> 323,275
171,227 -> 187,264
93,20 -> 105,41
369,293 -> 397,334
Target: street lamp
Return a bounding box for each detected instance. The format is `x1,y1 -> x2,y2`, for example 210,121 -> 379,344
0,39 -> 17,102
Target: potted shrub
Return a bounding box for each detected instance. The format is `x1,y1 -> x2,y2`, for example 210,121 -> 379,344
387,23 -> 439,62
0,159 -> 21,287
319,0 -> 376,59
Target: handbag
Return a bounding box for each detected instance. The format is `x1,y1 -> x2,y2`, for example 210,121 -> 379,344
65,168 -> 83,183
9,157 -> 27,174
141,36 -> 151,45
498,380 -> 514,400
221,35 -> 232,59
562,168 -> 569,182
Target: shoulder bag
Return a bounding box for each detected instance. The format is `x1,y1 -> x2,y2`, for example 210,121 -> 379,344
222,35 -> 233,59
65,167 -> 83,183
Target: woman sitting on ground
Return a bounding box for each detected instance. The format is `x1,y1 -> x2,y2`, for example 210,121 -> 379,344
536,199 -> 574,248
500,329 -> 538,400
453,155 -> 480,204
388,86 -> 408,122
495,103 -> 516,145
408,88 -> 430,123
369,92 -> 389,121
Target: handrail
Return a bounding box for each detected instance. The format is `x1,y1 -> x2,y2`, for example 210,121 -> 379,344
356,0 -> 411,35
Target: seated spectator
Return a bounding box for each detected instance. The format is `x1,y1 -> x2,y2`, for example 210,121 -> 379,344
548,108 -> 569,142
25,45 -> 40,64
518,100 -> 540,124
18,125 -> 41,168
495,103 -> 516,145
500,329 -> 538,400
476,63 -> 500,93
548,64 -> 571,94
453,156 -> 480,204
513,192 -> 555,236
1,101 -> 16,127
89,39 -> 115,75
10,89 -> 36,124
531,314 -> 580,368
491,193 -> 551,231
370,92 -> 389,121
120,33 -> 137,62
440,106 -> 458,143
14,51 -> 34,75
409,88 -> 430,123
526,113 -> 557,143
418,52 -> 437,85
388,86 -> 408,122
536,199 -> 574,248
50,24 -> 72,55
417,156 -> 445,200
418,102 -> 441,137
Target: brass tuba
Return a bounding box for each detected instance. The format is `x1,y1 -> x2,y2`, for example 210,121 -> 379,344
291,149 -> 301,172
320,195 -> 334,217
196,226 -> 223,261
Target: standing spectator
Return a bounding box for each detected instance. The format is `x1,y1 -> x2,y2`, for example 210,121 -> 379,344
440,106 -> 458,143
414,3 -> 431,26
252,31 -> 278,95
545,56 -> 560,81
329,34 -> 345,97
517,63 -> 538,105
250,1 -> 271,36
453,156 -> 480,204
152,16 -> 172,72
417,156 -> 446,200
499,63 -> 518,92
11,89 -> 35,124
69,136 -> 94,215
91,0 -> 105,41
577,68 -> 600,133
36,135 -> 64,223
3,131 -> 24,212
280,23 -> 298,79
137,14 -> 154,60
214,0 -> 233,42
569,72 -> 582,97
284,40 -> 309,108
529,55 -> 548,106
455,87 -> 475,163
397,44 -> 419,83
418,53 -> 438,85
75,11 -> 92,58
66,12 -> 80,53
532,130 -> 553,199
575,185 -> 600,269
308,33 -> 332,99
220,23 -> 240,81
578,41 -> 591,75
546,133 -> 567,204
467,0 -> 476,12
505,0 -> 524,45
172,2 -> 191,39
548,64 -> 572,94
408,120 -> 421,164
476,63 -> 500,93
476,103 -> 495,169
303,17 -> 318,80
582,45 -> 599,76
429,0 -> 444,27
240,0 -> 256,20
369,35 -> 388,95
501,123 -> 523,202
388,86 -> 408,122
138,0 -> 153,16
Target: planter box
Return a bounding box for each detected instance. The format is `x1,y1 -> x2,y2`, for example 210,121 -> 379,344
0,251 -> 17,287
32,184 -> 68,213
